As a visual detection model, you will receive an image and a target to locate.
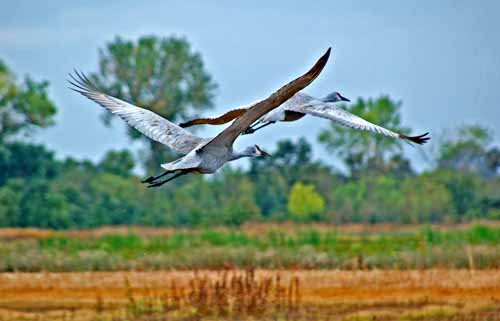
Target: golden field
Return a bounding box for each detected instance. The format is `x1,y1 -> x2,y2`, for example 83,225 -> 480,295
1,269 -> 499,321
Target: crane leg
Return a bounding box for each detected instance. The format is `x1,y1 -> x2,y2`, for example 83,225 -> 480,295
243,121 -> 275,135
141,170 -> 175,184
147,170 -> 190,188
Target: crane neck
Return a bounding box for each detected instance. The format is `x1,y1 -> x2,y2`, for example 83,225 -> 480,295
229,148 -> 255,161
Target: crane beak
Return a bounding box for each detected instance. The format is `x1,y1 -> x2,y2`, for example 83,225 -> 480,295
339,93 -> 350,102
261,150 -> 272,157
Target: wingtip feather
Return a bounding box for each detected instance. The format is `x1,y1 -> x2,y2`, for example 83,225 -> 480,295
68,69 -> 100,94
400,132 -> 431,145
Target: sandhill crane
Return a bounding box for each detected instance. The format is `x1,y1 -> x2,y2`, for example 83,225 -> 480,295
180,91 -> 349,132
68,48 -> 331,187
180,92 -> 430,145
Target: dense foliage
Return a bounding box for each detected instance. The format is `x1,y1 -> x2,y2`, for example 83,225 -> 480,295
0,60 -> 56,141
1,129 -> 498,228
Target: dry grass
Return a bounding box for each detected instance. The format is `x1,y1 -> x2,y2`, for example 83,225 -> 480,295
0,228 -> 54,241
2,221 -> 499,240
122,269 -> 301,319
1,269 -> 499,320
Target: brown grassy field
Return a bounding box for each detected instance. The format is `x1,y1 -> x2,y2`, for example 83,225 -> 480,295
1,269 -> 499,321
2,221 -> 500,241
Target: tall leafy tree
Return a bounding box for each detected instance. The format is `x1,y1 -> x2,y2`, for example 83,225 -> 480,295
0,59 -> 56,141
91,35 -> 217,171
249,137 -> 334,218
318,96 -> 411,175
0,142 -> 60,185
437,125 -> 498,178
0,180 -> 22,226
98,149 -> 135,177
214,168 -> 260,226
16,179 -> 70,228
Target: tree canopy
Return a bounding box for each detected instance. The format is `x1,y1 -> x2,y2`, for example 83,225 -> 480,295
91,35 -> 217,171
437,125 -> 499,178
0,59 -> 56,141
318,96 -> 410,175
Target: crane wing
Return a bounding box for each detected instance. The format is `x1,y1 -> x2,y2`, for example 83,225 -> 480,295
180,93 -> 316,128
201,47 -> 331,150
68,71 -> 207,155
179,108 -> 248,127
298,102 -> 430,144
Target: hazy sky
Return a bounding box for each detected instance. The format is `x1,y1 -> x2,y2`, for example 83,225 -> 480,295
1,0 -> 499,171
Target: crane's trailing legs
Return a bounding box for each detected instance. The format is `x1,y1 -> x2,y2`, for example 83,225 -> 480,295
141,170 -> 175,184
146,170 -> 191,188
243,121 -> 275,135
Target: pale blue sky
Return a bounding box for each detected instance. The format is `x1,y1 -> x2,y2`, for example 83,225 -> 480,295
1,0 -> 499,171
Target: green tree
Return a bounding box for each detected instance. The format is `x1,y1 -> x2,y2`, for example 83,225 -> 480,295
0,180 -> 22,226
358,175 -> 402,223
217,170 -> 260,226
17,179 -> 70,228
399,174 -> 453,223
330,179 -> 366,223
331,175 -> 402,224
170,168 -> 260,226
98,149 -> 135,177
437,125 -> 498,178
0,142 -> 60,185
171,176 -> 217,226
318,96 -> 411,175
431,170 -> 482,220
50,166 -> 92,228
475,177 -> 500,220
249,138 -> 333,218
91,35 -> 217,171
86,173 -> 148,226
0,59 -> 56,141
248,168 -> 288,218
287,182 -> 325,222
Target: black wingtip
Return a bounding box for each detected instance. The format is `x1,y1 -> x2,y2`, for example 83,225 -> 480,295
67,69 -> 100,92
300,47 -> 331,86
323,47 -> 332,60
401,132 -> 431,145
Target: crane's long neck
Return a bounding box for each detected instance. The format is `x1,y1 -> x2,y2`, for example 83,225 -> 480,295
229,147 -> 254,161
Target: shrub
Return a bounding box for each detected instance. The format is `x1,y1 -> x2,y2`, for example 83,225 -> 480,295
287,182 -> 325,222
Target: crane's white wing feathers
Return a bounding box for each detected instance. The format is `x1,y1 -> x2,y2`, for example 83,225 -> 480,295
298,102 -> 400,139
69,72 -> 207,155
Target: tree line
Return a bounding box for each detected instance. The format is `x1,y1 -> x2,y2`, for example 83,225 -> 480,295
0,35 -> 498,229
